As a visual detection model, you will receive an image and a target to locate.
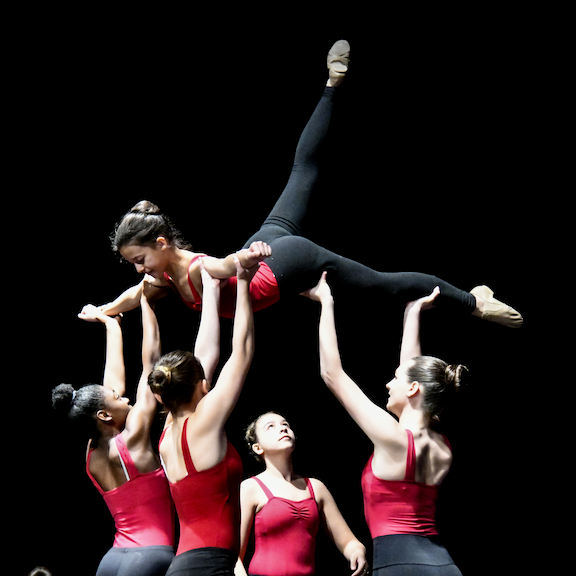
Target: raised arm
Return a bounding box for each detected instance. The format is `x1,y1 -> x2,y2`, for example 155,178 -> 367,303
195,256 -> 256,431
302,272 -> 402,447
399,286 -> 440,365
193,259 -> 221,384
124,292 -> 162,442
78,304 -> 125,396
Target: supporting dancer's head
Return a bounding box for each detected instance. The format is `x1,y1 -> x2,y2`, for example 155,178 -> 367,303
245,412 -> 295,463
386,356 -> 468,423
52,384 -> 132,443
148,350 -> 207,413
111,201 -> 190,278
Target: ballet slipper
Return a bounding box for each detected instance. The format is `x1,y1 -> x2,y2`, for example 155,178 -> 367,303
470,285 -> 523,328
327,39 -> 350,84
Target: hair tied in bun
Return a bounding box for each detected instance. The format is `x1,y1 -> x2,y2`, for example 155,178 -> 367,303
157,365 -> 172,384
445,364 -> 469,392
130,200 -> 161,215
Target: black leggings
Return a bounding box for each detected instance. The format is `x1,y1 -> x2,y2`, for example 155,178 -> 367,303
243,87 -> 476,314
372,535 -> 462,575
95,545 -> 174,576
165,547 -> 236,576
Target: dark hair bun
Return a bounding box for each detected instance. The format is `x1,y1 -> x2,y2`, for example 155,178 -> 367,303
52,383 -> 75,415
148,366 -> 172,392
445,364 -> 469,392
130,200 -> 161,215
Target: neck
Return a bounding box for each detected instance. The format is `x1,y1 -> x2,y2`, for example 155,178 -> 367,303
95,423 -> 123,448
263,453 -> 295,482
165,247 -> 191,278
398,404 -> 428,431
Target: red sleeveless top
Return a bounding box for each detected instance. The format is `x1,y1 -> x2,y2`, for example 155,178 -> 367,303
249,476 -> 319,576
159,419 -> 243,555
361,429 -> 450,538
163,255 -> 280,318
86,433 -> 175,548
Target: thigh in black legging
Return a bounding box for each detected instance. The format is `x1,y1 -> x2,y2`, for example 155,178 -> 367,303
96,546 -> 174,576
265,236 -> 475,312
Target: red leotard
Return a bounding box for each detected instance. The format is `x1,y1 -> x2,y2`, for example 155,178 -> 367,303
163,255 -> 280,319
86,433 -> 175,548
159,419 -> 243,556
362,429 -> 450,538
248,476 -> 319,576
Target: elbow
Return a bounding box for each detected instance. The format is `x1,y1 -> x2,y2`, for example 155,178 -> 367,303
320,366 -> 337,387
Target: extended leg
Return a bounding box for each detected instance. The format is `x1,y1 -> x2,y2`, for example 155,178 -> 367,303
258,86 -> 337,237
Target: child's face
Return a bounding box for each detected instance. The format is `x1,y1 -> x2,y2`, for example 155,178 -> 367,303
120,238 -> 170,279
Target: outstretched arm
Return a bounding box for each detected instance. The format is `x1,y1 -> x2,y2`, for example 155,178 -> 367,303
303,272 -> 402,447
196,256 -> 256,431
124,292 -> 162,441
78,304 -> 125,396
194,259 -> 221,384
399,286 -> 440,365
200,241 -> 272,280
100,275 -> 169,316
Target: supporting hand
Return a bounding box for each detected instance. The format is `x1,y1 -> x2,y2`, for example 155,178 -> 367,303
300,271 -> 333,303
238,241 -> 272,269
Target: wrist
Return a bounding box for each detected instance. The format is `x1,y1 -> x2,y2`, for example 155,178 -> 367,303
235,250 -> 249,268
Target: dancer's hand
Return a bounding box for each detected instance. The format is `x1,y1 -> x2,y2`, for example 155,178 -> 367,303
238,241 -> 272,268
78,304 -> 122,324
301,271 -> 333,303
405,286 -> 440,315
233,255 -> 259,283
349,549 -> 369,576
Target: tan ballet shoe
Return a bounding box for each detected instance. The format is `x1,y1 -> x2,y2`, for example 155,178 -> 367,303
470,285 -> 523,328
327,40 -> 350,85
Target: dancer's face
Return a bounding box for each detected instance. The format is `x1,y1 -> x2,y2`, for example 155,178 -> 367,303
252,413 -> 295,459
386,361 -> 415,417
97,387 -> 132,429
120,237 -> 170,278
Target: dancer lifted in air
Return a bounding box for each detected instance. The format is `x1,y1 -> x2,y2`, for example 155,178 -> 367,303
97,40 -> 521,329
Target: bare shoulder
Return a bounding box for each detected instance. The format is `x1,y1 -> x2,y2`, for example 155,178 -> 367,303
308,477 -> 331,501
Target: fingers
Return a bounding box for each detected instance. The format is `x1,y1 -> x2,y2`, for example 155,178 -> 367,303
249,241 -> 272,259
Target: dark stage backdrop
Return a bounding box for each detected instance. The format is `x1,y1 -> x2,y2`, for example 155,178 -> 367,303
15,15 -> 540,576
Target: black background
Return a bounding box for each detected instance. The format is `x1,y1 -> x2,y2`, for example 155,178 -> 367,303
13,8 -> 547,576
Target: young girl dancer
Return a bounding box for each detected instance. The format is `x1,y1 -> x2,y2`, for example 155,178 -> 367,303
239,411 -> 368,576
97,40 -> 521,329
51,293 -> 175,576
305,273 -> 463,575
149,256 -> 256,575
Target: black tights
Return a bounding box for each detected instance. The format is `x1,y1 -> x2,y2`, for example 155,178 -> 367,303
243,87 -> 476,313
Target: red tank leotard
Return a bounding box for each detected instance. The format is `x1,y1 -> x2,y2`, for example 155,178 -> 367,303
362,429 -> 450,538
159,419 -> 243,556
163,255 -> 280,319
86,433 -> 175,548
248,476 -> 319,576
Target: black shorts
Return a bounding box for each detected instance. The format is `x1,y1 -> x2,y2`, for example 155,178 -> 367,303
165,547 -> 236,576
372,535 -> 462,575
